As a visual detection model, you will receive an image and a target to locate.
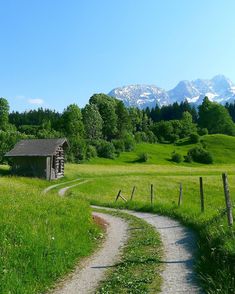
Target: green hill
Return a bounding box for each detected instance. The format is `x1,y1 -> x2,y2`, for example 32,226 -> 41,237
89,134 -> 235,165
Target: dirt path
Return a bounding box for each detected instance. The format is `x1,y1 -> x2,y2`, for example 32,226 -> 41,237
93,206 -> 203,294
43,178 -> 81,194
47,182 -> 203,293
51,212 -> 128,294
126,210 -> 203,294
58,180 -> 90,197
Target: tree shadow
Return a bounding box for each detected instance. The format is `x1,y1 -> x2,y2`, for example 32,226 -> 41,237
175,139 -> 192,146
0,166 -> 11,176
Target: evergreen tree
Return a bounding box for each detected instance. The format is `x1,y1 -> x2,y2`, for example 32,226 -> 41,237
115,100 -> 130,138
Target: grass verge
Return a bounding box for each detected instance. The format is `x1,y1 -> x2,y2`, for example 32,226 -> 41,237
0,176 -> 103,294
92,208 -> 162,293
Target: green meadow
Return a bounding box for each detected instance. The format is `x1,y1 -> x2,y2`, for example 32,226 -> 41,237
0,175 -> 102,294
1,134 -> 235,293
64,134 -> 235,293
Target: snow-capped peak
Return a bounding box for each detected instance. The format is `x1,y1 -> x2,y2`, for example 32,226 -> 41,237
108,75 -> 235,109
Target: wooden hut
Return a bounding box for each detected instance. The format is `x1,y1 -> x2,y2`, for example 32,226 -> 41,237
5,138 -> 68,180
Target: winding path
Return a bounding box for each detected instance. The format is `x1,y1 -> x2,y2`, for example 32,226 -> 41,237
124,210 -> 202,293
52,212 -> 128,294
47,180 -> 203,293
58,180 -> 90,196
92,206 -> 203,294
43,178 -> 81,194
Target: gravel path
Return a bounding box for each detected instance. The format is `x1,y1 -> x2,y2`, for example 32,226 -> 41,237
47,182 -> 203,293
127,210 -> 203,294
58,180 -> 90,197
93,206 -> 203,294
43,178 -> 81,194
51,212 -> 128,294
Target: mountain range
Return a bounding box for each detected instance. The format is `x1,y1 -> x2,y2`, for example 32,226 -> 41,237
108,75 -> 235,109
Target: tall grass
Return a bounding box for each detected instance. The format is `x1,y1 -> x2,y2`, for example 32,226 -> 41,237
67,162 -> 235,293
0,176 -> 101,293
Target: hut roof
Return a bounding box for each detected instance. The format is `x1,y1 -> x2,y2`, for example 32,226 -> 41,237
5,138 -> 68,157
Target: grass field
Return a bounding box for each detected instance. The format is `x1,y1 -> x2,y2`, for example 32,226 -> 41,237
61,134 -> 235,293
1,134 -> 235,293
0,175 -> 102,294
86,134 -> 235,165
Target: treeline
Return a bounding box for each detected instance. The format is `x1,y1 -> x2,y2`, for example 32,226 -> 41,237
1,94 -> 235,163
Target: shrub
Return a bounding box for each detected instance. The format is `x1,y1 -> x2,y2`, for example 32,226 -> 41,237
135,132 -> 148,143
189,133 -> 200,143
198,127 -> 208,136
123,133 -> 135,151
184,154 -> 193,163
86,145 -> 97,159
171,152 -> 183,163
137,153 -> 149,162
169,134 -> 179,143
97,140 -> 116,159
146,130 -> 157,143
112,139 -> 125,153
67,138 -> 87,162
187,146 -> 213,164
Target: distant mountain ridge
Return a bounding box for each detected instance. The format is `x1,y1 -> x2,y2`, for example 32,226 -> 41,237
108,75 -> 235,109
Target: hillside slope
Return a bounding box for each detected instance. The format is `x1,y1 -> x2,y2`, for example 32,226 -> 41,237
89,134 -> 235,165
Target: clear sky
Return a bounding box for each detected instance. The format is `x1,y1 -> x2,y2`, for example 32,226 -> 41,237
1,0 -> 235,112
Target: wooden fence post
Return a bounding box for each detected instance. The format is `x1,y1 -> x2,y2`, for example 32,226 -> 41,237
150,184 -> 154,206
200,177 -> 205,213
130,186 -> 136,200
222,173 -> 233,227
178,183 -> 183,207
115,190 -> 121,202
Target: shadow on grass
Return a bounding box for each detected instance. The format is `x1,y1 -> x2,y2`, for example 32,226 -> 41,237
175,139 -> 192,146
0,166 -> 11,176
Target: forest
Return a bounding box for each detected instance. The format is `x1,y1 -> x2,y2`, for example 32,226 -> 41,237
1,93 -> 235,164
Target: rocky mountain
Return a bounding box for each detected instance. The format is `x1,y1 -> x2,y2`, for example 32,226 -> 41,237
108,75 -> 235,109
108,85 -> 170,109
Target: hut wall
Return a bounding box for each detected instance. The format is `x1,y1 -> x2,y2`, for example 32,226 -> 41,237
12,156 -> 48,179
52,146 -> 65,179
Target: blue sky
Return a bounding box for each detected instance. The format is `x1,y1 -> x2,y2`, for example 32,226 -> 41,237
0,0 -> 235,112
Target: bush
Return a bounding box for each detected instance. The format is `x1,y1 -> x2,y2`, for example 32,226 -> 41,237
123,133 -> 135,151
97,140 -> 116,159
146,130 -> 157,143
187,146 -> 213,164
137,153 -> 149,162
198,127 -> 208,136
184,154 -> 193,163
86,145 -> 97,159
112,139 -> 125,153
67,138 -> 86,162
134,132 -> 148,143
169,134 -> 179,143
189,133 -> 200,143
171,152 -> 183,163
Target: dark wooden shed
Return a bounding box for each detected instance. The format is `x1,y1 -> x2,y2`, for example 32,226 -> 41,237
5,138 -> 68,180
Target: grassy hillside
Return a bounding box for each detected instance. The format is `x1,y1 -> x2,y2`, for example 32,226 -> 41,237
201,134 -> 235,163
0,175 -> 101,294
88,134 -> 235,165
